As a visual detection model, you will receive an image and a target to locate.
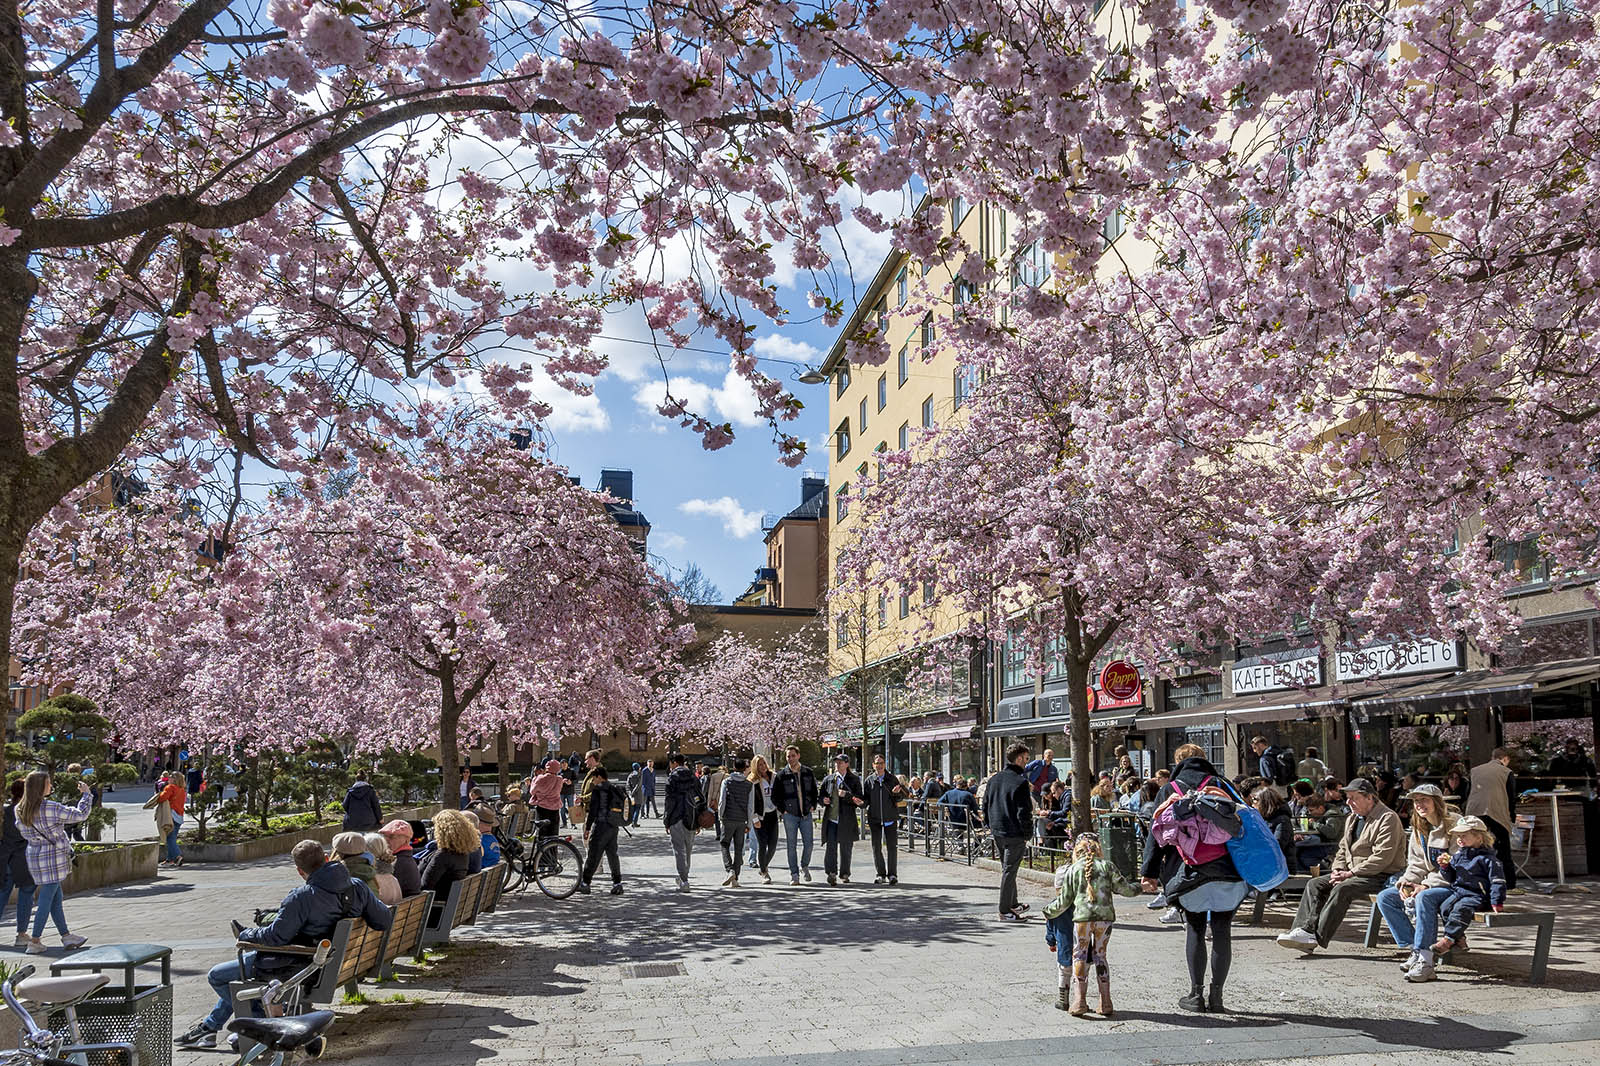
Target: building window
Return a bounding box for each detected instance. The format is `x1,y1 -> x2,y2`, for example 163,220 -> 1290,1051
922,579 -> 935,605
954,363 -> 981,409
873,443 -> 886,482
835,419 -> 851,460
954,279 -> 975,306
898,593 -> 910,619
835,483 -> 850,521
1166,675 -> 1222,712
921,396 -> 933,429
1493,537 -> 1550,587
835,365 -> 851,398
1012,241 -> 1051,290
1101,204 -> 1125,248
878,593 -> 888,629
858,397 -> 868,435
628,731 -> 649,752
950,196 -> 969,231
837,612 -> 850,649
898,422 -> 909,450
1002,629 -> 1033,690
897,344 -> 909,387
874,297 -> 888,336
877,374 -> 887,411
896,266 -> 908,307
920,314 -> 935,352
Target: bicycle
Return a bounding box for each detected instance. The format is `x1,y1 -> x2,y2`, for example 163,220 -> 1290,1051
1,965 -> 135,1066
502,817 -> 583,899
223,936 -> 336,1064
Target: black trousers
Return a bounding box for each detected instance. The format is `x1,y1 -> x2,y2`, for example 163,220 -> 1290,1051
1483,815 -> 1517,889
869,822 -> 897,879
720,822 -> 749,872
581,824 -> 621,885
823,820 -> 855,878
756,815 -> 780,873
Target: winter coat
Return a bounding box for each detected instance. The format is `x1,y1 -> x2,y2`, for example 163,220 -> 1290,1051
391,850 -> 422,898
418,847 -> 473,896
626,770 -> 644,803
819,771 -> 863,840
718,776 -> 758,828
241,861 -> 391,974
1398,812 -> 1460,888
528,771 -> 564,810
862,771 -> 903,826
341,781 -> 382,831
771,765 -> 819,817
982,764 -> 1033,840
1043,856 -> 1138,923
1332,800 -> 1406,878
1441,844 -> 1507,908
663,766 -> 703,830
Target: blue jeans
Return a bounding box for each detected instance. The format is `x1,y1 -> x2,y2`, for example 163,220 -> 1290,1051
1375,884 -> 1453,952
746,825 -> 759,867
1045,914 -> 1077,967
165,815 -> 184,861
782,812 -> 814,878
1,864 -> 35,935
30,882 -> 67,939
204,953 -> 257,1032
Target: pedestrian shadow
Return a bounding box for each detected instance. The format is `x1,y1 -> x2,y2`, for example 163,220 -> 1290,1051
1107,1009 -> 1283,1030
1269,1011 -> 1525,1053
93,881 -> 197,898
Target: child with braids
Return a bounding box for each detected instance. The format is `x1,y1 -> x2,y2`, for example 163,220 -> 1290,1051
1043,832 -> 1137,1017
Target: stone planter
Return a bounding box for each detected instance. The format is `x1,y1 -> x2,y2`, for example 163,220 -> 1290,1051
182,804 -> 441,864
62,841 -> 161,894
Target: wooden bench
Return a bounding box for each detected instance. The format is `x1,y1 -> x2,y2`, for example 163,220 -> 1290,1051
376,890 -> 434,977
1245,875 -> 1310,926
419,869 -> 488,947
229,914 -> 385,1027
479,862 -> 509,915
1364,900 -> 1557,984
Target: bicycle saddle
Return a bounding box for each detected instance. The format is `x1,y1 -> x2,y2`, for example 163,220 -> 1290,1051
14,973 -> 110,1007
230,1010 -> 336,1050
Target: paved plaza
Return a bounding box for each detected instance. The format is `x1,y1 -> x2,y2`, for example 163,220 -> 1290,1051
25,831 -> 1600,1066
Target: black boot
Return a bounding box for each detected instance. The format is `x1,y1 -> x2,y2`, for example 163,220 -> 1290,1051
1178,985 -> 1207,1012
1206,984 -> 1225,1013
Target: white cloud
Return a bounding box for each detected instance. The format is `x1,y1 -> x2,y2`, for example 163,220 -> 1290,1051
679,496 -> 763,538
751,334 -> 822,366
633,368 -> 763,429
653,531 -> 688,553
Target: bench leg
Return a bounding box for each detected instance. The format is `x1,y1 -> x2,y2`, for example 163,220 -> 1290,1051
1247,891 -> 1267,926
1364,901 -> 1382,949
1530,917 -> 1554,986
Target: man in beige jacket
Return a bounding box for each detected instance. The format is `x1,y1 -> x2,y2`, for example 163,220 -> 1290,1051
1277,778 -> 1406,952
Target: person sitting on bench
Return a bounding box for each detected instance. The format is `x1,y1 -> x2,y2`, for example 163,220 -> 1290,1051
1276,778 -> 1405,954
175,840 -> 391,1049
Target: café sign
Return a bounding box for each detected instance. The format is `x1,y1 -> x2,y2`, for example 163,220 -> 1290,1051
1231,648 -> 1322,695
1100,661 -> 1142,707
1334,639 -> 1460,683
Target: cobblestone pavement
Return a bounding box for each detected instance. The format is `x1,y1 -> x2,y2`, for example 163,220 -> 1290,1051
25,827 -> 1600,1066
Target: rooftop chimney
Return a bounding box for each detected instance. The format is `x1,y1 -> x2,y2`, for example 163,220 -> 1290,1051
599,469 -> 634,503
800,476 -> 826,505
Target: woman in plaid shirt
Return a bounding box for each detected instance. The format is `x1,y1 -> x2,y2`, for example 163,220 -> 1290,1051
17,771 -> 92,954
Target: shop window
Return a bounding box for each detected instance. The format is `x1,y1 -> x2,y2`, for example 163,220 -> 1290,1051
1499,618 -> 1594,668
1166,675 -> 1223,712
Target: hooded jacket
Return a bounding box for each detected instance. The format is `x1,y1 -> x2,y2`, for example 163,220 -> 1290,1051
1442,844 -> 1507,908
242,860 -> 391,973
341,781 -> 382,831
982,763 -> 1033,839
663,765 -> 702,829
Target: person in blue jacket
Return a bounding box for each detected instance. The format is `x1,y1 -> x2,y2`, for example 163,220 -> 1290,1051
176,840 -> 391,1048
1432,816 -> 1507,956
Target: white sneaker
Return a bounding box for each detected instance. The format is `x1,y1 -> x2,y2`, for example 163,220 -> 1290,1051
1158,906 -> 1184,925
676,879 -> 689,892
25,939 -> 46,955
1276,928 -> 1319,952
1399,950 -> 1419,973
1405,957 -> 1437,983
12,933 -> 26,948
60,934 -> 87,950
1146,895 -> 1168,909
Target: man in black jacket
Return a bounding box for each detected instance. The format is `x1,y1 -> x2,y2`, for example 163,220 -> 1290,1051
771,745 -> 819,885
662,753 -> 702,891
862,754 -> 904,885
983,742 -> 1033,921
819,754 -> 865,886
579,766 -> 626,895
341,776 -> 382,832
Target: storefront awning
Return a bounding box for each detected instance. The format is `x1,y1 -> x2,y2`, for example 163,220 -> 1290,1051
1352,656 -> 1600,716
1136,680 -> 1408,730
901,723 -> 975,743
1092,712 -> 1138,731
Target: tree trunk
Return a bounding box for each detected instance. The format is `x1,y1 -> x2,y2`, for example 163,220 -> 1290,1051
859,685 -> 870,774
438,663 -> 462,811
0,533 -> 19,792
497,725 -> 511,796
1067,656 -> 1095,835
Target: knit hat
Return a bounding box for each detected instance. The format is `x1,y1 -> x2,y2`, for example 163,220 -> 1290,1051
378,819 -> 414,852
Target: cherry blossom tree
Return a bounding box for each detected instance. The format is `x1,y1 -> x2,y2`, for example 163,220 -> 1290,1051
18,412 -> 685,805
652,627 -> 841,753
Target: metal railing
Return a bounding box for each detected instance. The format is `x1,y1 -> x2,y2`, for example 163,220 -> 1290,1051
896,800 -> 1147,875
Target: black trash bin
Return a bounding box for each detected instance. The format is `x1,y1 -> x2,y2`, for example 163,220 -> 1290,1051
1096,811 -> 1142,884
50,942 -> 173,1066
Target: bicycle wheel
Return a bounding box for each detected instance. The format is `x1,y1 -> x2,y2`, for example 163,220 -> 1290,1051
534,838 -> 583,899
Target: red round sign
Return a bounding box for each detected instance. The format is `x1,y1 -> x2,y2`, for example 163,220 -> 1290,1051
1100,660 -> 1141,702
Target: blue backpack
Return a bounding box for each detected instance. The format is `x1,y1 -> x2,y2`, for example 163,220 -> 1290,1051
1216,780 -> 1289,890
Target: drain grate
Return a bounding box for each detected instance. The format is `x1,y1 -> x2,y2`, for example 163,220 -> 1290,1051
623,962 -> 687,979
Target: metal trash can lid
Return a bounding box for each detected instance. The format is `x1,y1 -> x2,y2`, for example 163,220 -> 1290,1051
50,943 -> 171,970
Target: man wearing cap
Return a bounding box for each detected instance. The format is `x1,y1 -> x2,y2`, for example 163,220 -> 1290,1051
819,753 -> 865,886
1277,777 -> 1405,952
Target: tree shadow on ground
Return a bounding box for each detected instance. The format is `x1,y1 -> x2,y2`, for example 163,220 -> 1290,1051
93,881 -> 197,899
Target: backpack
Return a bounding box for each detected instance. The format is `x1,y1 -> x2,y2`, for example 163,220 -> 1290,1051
1264,746 -> 1295,786
1214,779 -> 1290,890
1151,780 -> 1235,866
595,783 -> 627,826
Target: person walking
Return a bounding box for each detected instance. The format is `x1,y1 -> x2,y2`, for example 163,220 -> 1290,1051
819,754 -> 864,886
1046,832 -> 1138,1017
626,763 -> 645,828
0,780 -> 35,948
663,753 -> 702,891
718,758 -> 759,887
983,742 -> 1034,921
579,766 -> 626,895
863,753 -> 904,885
459,766 -> 474,809
341,773 -> 383,832
1141,743 -> 1248,1013
641,761 -> 659,819
772,745 -> 819,885
16,771 -> 92,954
747,755 -> 778,883
1464,747 -> 1518,892
143,772 -> 187,867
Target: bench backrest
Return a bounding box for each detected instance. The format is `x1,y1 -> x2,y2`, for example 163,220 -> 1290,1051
457,869 -> 491,927
381,891 -> 434,964
480,862 -> 507,913
302,917 -> 376,1004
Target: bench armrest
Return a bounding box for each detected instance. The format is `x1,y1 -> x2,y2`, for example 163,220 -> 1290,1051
236,941 -> 320,955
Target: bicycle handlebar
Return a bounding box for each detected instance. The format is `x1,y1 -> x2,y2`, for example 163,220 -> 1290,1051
1,966 -> 54,1043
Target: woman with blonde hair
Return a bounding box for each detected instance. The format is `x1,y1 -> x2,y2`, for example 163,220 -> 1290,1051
1375,783 -> 1462,982
419,808 -> 482,899
363,832 -> 404,906
17,771 -> 92,954
746,754 -> 778,883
